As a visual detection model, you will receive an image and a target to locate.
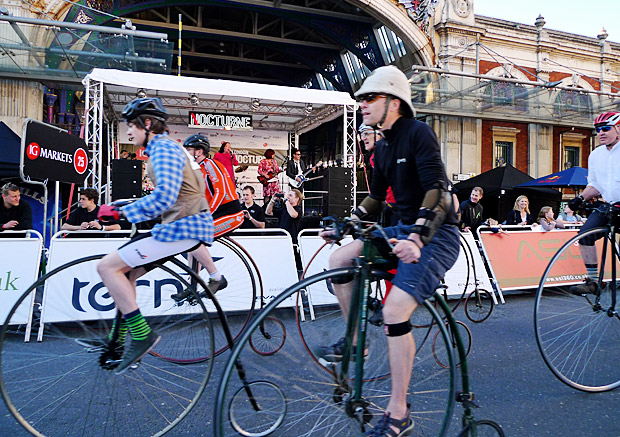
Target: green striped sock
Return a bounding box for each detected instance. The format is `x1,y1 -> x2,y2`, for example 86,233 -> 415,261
124,309 -> 152,341
108,318 -> 128,344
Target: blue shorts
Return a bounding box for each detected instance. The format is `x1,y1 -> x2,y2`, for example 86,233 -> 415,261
380,223 -> 460,305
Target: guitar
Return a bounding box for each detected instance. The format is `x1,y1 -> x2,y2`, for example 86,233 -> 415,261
288,161 -> 323,189
257,171 -> 279,186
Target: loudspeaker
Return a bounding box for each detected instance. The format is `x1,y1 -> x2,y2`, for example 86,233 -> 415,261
111,159 -> 142,200
322,193 -> 351,218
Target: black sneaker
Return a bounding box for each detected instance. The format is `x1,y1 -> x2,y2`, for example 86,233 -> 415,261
316,337 -> 369,364
114,331 -> 161,375
366,405 -> 414,436
569,278 -> 598,295
199,276 -> 228,298
172,276 -> 228,301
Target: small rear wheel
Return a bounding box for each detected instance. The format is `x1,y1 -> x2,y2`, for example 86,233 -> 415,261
459,420 -> 505,436
433,320 -> 472,368
464,289 -> 494,323
250,316 -> 286,356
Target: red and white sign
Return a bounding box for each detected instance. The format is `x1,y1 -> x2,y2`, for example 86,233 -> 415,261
21,119 -> 89,185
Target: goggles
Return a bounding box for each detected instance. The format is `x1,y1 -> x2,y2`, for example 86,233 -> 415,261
595,126 -> 614,133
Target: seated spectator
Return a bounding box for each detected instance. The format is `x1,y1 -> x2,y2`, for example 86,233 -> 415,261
458,186 -> 484,232
265,189 -> 303,243
557,204 -> 583,224
240,186 -> 265,229
505,195 -> 536,226
0,183 -> 33,231
61,188 -> 121,231
538,206 -> 565,231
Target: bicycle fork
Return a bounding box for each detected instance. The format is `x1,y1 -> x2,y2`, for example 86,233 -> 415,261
333,260 -> 373,431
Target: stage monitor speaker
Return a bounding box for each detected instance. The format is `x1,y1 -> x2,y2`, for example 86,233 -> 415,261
322,193 -> 351,218
111,159 -> 142,200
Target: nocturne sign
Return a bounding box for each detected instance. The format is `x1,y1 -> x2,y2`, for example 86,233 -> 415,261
188,111 -> 253,131
21,119 -> 89,184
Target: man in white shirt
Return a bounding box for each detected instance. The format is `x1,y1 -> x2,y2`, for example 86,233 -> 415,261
568,111 -> 620,294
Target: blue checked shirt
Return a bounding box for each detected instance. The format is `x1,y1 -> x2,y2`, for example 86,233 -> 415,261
121,134 -> 214,243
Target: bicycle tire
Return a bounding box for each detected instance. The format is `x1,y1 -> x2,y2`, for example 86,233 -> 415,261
214,267 -> 456,437
458,420 -> 505,436
433,320 -> 472,369
250,316 -> 286,356
464,289 -> 494,323
0,254 -> 214,436
171,236 -> 257,359
534,227 -> 620,392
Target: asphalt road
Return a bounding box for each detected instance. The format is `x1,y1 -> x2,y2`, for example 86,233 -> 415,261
1,293 -> 619,436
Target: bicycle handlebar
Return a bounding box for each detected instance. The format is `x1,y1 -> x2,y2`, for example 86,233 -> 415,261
320,216 -> 395,251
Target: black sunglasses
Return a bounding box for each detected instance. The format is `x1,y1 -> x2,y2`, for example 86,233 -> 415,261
356,93 -> 387,104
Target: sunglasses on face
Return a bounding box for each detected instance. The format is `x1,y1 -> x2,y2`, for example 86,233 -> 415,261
356,93 -> 387,104
596,126 -> 613,133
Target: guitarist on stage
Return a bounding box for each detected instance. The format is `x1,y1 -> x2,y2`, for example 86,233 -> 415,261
257,148 -> 282,204
286,147 -> 314,191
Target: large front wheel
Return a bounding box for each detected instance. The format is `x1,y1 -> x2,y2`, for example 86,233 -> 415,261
534,227 -> 620,392
214,268 -> 456,437
0,254 -> 214,436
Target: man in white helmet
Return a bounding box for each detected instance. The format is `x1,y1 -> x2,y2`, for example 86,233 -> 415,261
319,65 -> 460,436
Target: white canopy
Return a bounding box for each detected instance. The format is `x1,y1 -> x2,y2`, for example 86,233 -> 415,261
84,69 -> 356,133
84,69 -> 355,106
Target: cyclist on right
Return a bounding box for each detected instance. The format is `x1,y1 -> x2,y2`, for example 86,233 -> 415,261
568,111 -> 620,294
318,65 -> 460,436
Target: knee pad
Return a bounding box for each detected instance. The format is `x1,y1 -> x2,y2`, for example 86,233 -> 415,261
383,321 -> 412,337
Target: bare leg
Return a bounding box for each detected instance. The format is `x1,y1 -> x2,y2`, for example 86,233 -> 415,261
328,239 -> 364,320
190,244 -> 217,274
579,244 -> 598,265
97,252 -> 137,315
382,286 -> 418,426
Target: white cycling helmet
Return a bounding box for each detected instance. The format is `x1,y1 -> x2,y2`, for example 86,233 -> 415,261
354,65 -> 415,119
358,123 -> 383,137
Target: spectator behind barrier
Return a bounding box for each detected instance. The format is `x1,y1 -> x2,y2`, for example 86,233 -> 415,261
458,186 -> 484,232
61,188 -> 121,232
0,183 -> 33,231
505,195 -> 537,226
557,204 -> 583,224
265,189 -> 303,244
538,206 -> 565,231
240,186 -> 265,229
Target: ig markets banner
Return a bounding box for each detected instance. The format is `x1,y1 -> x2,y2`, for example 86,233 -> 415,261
22,119 -> 89,185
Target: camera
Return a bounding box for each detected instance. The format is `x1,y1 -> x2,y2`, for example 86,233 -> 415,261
274,193 -> 284,198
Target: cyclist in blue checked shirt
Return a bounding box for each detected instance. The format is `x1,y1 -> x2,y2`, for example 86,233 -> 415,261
93,97 -> 215,375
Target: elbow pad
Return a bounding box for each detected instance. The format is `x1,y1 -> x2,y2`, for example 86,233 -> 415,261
354,196 -> 382,218
410,186 -> 453,245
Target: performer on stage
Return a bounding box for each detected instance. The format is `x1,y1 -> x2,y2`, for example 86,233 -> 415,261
213,141 -> 239,182
257,148 -> 281,205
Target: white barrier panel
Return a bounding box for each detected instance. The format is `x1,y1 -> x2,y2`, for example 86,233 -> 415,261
298,230 -> 353,306
230,229 -> 299,308
43,231 -> 263,325
297,229 -> 495,303
444,232 -> 495,300
0,231 -> 43,325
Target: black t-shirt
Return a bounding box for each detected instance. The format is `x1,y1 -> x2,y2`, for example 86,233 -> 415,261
0,199 -> 33,230
458,200 -> 484,230
66,205 -> 119,228
273,203 -> 302,243
241,202 -> 266,228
